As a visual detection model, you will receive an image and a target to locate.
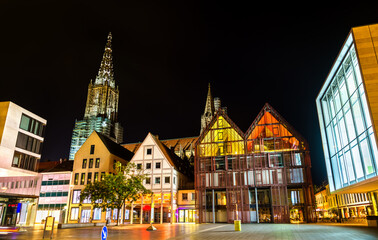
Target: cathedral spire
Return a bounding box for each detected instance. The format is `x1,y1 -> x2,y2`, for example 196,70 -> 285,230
95,32 -> 115,87
204,83 -> 215,116
200,83 -> 215,133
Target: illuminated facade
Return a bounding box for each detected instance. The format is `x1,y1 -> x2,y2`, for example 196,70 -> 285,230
125,133 -> 193,224
35,160 -> 73,225
68,131 -> 133,224
195,104 -> 315,223
315,184 -> 372,223
0,101 -> 46,226
69,33 -> 123,160
316,24 -> 378,216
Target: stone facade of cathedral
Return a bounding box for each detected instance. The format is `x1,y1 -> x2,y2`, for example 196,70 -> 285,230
69,33 -> 123,160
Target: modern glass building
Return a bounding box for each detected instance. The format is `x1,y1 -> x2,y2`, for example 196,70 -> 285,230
316,24 -> 378,216
195,104 -> 315,223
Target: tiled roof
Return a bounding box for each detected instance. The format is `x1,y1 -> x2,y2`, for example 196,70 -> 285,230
96,132 -> 134,160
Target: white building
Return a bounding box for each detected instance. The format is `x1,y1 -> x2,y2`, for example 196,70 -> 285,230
0,101 -> 47,226
126,133 -> 193,224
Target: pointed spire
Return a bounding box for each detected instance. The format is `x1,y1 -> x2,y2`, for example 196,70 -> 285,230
95,32 -> 115,87
204,83 -> 215,115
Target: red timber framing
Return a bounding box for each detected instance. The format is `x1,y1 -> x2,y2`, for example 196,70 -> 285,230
195,103 -> 315,224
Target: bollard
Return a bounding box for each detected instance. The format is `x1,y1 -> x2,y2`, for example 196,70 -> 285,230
234,220 -> 241,231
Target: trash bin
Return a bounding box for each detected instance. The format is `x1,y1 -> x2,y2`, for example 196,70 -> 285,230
234,220 -> 241,231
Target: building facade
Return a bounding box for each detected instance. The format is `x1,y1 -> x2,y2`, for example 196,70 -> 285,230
316,24 -> 378,216
0,101 -> 46,226
177,190 -> 196,223
126,133 -> 193,224
35,160 -> 73,225
69,32 -> 123,160
68,131 -> 133,224
195,104 -> 315,224
315,184 -> 373,224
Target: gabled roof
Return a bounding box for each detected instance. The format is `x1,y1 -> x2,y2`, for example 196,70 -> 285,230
150,134 -> 193,178
244,103 -> 308,147
39,160 -> 74,173
122,136 -> 198,154
96,131 -> 134,160
196,108 -> 244,146
160,136 -> 198,152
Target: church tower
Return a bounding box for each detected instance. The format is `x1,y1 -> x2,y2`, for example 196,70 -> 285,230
69,33 -> 123,160
201,83 -> 214,133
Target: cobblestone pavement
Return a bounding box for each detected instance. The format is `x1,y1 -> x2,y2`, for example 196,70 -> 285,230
0,223 -> 377,240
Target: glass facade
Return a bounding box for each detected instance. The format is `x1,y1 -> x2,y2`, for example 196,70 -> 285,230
195,107 -> 314,224
319,44 -> 378,191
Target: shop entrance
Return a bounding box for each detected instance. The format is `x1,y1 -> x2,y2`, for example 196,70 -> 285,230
249,188 -> 272,223
178,209 -> 196,223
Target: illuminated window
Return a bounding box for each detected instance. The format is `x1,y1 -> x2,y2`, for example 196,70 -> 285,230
87,172 -> 92,184
89,159 -> 93,168
319,45 -> 378,190
82,159 -> 87,169
74,173 -> 79,185
80,173 -> 85,185
93,208 -> 101,220
70,207 -> 79,220
72,190 -> 81,204
95,158 -> 100,168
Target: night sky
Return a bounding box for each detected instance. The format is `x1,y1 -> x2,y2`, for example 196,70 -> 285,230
1,1 -> 378,186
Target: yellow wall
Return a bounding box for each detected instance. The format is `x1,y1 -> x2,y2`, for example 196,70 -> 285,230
68,131 -> 129,223
0,102 -> 10,144
353,24 -> 378,146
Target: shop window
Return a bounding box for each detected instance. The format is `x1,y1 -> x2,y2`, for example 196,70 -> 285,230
72,190 -> 81,204
93,208 -> 101,220
70,207 -> 79,220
